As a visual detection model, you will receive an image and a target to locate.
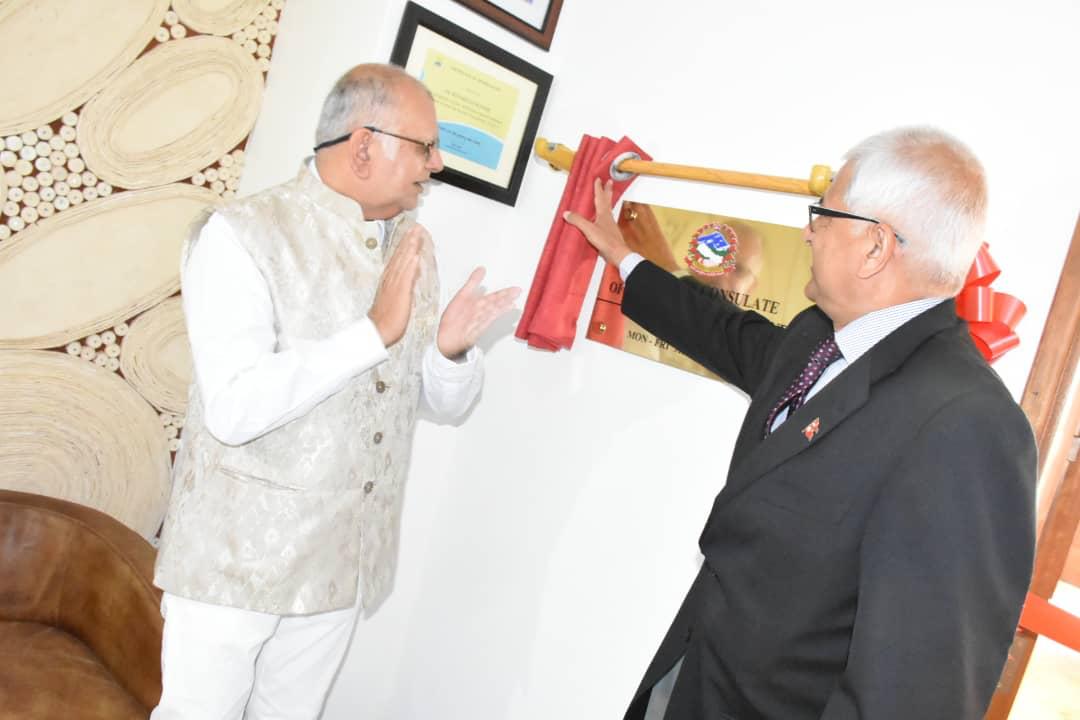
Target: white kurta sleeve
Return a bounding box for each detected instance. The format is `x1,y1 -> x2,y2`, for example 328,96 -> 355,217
184,213 -> 389,445
420,343 -> 483,421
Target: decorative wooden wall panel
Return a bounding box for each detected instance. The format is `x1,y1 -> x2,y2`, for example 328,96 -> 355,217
0,0 -> 287,538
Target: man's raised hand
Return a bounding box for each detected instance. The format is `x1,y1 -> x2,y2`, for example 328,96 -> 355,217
563,178 -> 632,266
369,226 -> 424,347
437,267 -> 521,359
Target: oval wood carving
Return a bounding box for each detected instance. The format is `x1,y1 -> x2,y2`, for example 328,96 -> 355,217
0,0 -> 171,135
172,0 -> 268,36
78,35 -> 264,189
0,349 -> 171,539
0,184 -> 220,349
121,297 -> 193,414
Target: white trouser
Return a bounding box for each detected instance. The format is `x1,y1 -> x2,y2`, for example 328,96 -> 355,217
150,592 -> 361,720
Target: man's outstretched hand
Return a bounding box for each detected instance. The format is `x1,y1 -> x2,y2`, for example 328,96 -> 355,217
437,268 -> 521,360
563,178 -> 632,267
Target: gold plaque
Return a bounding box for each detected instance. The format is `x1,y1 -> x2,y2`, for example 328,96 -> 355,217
586,201 -> 812,380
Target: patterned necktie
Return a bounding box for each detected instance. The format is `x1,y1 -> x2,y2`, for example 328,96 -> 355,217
763,336 -> 842,437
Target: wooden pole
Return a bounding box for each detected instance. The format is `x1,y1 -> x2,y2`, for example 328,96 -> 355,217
533,138 -> 834,197
984,213 -> 1080,719
985,458 -> 1080,718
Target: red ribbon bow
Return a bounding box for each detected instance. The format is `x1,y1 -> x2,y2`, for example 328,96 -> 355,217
954,243 -> 1026,363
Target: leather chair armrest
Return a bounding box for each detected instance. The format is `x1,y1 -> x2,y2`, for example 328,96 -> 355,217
0,490 -> 163,710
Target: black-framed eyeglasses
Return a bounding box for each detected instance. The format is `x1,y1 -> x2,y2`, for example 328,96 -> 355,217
808,203 -> 907,245
312,125 -> 439,160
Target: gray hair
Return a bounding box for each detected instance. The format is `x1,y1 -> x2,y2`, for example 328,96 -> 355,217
314,64 -> 426,146
842,126 -> 987,294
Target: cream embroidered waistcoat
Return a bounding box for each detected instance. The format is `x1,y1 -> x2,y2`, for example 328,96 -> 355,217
154,162 -> 439,615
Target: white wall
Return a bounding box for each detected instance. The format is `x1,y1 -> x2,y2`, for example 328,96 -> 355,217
243,1 -> 1080,717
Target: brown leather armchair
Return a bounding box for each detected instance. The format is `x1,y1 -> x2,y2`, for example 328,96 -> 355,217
0,489 -> 163,719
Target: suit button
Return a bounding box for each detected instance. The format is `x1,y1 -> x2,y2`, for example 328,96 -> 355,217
375,380 -> 386,393
373,432 -> 383,444
365,237 -> 378,250
363,481 -> 374,494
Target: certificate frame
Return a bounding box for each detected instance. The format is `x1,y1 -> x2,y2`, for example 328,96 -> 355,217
450,0 -> 565,51
391,2 -> 552,206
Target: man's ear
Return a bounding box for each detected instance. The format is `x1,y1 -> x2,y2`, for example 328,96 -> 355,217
856,224 -> 898,279
347,128 -> 374,179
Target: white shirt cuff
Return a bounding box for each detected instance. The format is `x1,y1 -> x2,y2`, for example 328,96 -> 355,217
425,343 -> 479,375
619,252 -> 646,281
421,343 -> 483,420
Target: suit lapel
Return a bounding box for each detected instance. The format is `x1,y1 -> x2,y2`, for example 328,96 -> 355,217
723,359 -> 870,502
712,299 -> 962,512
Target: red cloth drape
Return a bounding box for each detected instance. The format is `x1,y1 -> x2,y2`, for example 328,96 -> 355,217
515,135 -> 650,351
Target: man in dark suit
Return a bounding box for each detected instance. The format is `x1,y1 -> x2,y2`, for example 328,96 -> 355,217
565,126 -> 1036,720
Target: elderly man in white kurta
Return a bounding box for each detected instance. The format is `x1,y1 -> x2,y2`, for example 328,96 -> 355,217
151,64 -> 520,720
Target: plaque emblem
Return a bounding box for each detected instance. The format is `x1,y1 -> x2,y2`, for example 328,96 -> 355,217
686,223 -> 738,277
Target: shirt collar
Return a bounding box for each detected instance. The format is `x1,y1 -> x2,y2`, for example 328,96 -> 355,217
834,297 -> 947,365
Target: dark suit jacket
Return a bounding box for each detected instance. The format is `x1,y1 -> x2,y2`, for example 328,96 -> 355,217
621,261 -> 1036,720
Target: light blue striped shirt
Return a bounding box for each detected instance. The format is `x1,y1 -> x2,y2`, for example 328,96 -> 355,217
781,296 -> 945,429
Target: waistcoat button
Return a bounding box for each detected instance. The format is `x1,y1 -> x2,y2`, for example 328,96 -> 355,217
363,481 -> 374,494
375,380 -> 386,393
365,237 -> 378,250
373,432 -> 383,444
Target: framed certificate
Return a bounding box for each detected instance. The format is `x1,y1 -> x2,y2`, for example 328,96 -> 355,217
391,2 -> 553,206
451,0 -> 565,50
